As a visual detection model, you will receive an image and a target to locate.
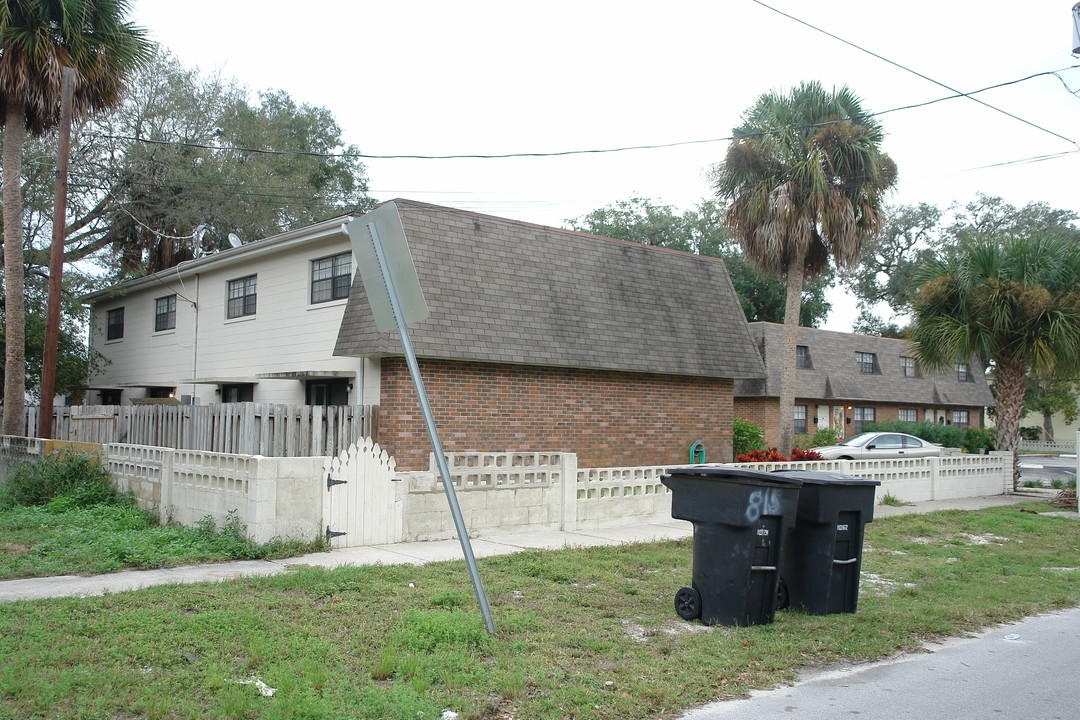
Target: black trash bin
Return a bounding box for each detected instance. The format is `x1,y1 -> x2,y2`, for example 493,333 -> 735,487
661,467 -> 803,626
771,470 -> 880,615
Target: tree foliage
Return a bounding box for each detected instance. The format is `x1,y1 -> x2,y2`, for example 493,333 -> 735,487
567,196 -> 832,327
711,81 -> 895,454
22,49 -> 374,280
849,195 -> 1080,328
1023,375 -> 1079,441
1,0 -> 153,434
910,234 -> 1080,486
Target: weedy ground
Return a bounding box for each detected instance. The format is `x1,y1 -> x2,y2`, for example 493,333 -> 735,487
0,502 -> 1077,720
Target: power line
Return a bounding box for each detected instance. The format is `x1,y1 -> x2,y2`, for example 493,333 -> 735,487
750,0 -> 1080,151
85,64 -> 1079,163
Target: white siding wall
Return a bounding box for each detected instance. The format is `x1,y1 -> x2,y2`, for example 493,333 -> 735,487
88,233 -> 377,406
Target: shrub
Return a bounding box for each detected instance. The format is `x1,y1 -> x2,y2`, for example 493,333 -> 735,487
0,452 -> 116,509
863,420 -> 964,448
810,427 -> 842,447
735,448 -> 788,463
790,448 -> 826,461
732,418 -> 765,459
1020,426 -> 1043,441
961,427 -> 995,454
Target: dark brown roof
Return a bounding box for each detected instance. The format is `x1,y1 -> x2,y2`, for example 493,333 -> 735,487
334,200 -> 765,379
735,322 -> 995,407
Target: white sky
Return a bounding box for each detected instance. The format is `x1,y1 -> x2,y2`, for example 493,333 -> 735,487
129,0 -> 1080,330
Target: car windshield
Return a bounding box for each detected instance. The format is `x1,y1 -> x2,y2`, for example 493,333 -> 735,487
837,433 -> 875,448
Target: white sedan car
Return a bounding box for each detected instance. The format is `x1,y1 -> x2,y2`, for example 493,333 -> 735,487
811,432 -> 942,460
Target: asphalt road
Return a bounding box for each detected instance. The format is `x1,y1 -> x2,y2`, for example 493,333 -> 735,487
1019,454 -> 1078,485
676,607 -> 1080,720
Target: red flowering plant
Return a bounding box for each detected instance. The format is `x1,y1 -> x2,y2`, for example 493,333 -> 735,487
734,448 -> 789,463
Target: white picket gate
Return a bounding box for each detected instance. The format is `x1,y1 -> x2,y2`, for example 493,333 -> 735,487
322,437 -> 402,548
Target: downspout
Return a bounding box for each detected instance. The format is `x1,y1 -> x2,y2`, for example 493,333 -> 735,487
191,274 -> 200,400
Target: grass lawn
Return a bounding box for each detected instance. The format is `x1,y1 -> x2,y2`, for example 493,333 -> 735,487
0,503 -> 1077,720
0,502 -> 325,579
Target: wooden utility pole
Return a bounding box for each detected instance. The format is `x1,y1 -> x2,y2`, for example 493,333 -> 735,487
37,67 -> 75,439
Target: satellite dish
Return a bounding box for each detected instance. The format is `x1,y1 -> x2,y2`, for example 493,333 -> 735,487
227,233 -> 243,248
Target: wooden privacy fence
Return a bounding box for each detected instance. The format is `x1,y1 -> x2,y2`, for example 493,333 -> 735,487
25,403 -> 379,458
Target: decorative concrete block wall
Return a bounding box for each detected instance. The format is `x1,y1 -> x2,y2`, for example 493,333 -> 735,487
106,444 -> 324,543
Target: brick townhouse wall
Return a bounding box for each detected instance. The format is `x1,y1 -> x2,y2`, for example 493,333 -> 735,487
379,357 -> 734,471
735,397 -> 987,448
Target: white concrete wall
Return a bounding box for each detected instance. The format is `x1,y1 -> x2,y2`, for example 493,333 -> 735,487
2,438 -> 1013,548
725,452 -> 1011,503
87,225 -> 375,406
105,443 -> 324,543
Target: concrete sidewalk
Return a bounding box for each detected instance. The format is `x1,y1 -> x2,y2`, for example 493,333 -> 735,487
0,491 -> 1068,603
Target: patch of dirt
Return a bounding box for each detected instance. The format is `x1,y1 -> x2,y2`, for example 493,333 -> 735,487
956,533 -> 1010,545
860,573 -> 916,596
1,542 -> 30,556
620,619 -> 657,642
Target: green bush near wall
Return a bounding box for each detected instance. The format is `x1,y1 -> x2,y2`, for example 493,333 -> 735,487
863,420 -> 995,453
0,452 -> 117,510
732,418 -> 765,459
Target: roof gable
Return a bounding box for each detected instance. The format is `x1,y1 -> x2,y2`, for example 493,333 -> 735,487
334,200 -> 764,378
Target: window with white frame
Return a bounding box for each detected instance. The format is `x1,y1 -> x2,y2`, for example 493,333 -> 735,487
794,405 -> 808,434
855,351 -> 876,374
311,252 -> 352,304
952,410 -> 970,428
955,363 -> 972,382
899,356 -> 916,377
898,408 -> 918,423
854,407 -> 875,433
155,295 -> 176,332
227,275 -> 257,319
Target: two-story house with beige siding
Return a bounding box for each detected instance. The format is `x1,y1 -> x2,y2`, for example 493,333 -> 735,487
734,322 -> 995,446
82,215 -> 381,407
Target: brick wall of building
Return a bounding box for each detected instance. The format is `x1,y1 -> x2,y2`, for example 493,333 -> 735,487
379,358 -> 734,470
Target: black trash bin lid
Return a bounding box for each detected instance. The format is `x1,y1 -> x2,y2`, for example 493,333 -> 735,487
665,466 -> 804,488
770,469 -> 880,487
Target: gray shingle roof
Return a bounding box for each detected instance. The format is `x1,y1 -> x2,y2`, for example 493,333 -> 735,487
334,200 -> 765,379
735,322 -> 995,407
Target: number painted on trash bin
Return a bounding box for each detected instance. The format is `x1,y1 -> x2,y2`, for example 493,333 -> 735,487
837,524 -> 849,531
745,489 -> 782,523
756,528 -> 769,536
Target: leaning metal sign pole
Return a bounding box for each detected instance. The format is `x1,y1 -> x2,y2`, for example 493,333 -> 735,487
345,203 -> 496,635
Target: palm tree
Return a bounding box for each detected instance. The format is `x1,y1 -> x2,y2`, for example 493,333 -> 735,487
1,0 -> 151,434
712,81 -> 896,455
909,234 -> 1080,488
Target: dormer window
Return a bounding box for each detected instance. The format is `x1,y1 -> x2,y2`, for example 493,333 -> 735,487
899,356 -> 916,377
855,351 -> 877,374
796,345 -> 811,369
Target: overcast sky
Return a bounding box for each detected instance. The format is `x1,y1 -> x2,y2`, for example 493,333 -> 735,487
129,0 -> 1080,329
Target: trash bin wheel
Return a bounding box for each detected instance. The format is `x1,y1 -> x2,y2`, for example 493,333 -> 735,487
776,577 -> 789,610
674,586 -> 702,621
